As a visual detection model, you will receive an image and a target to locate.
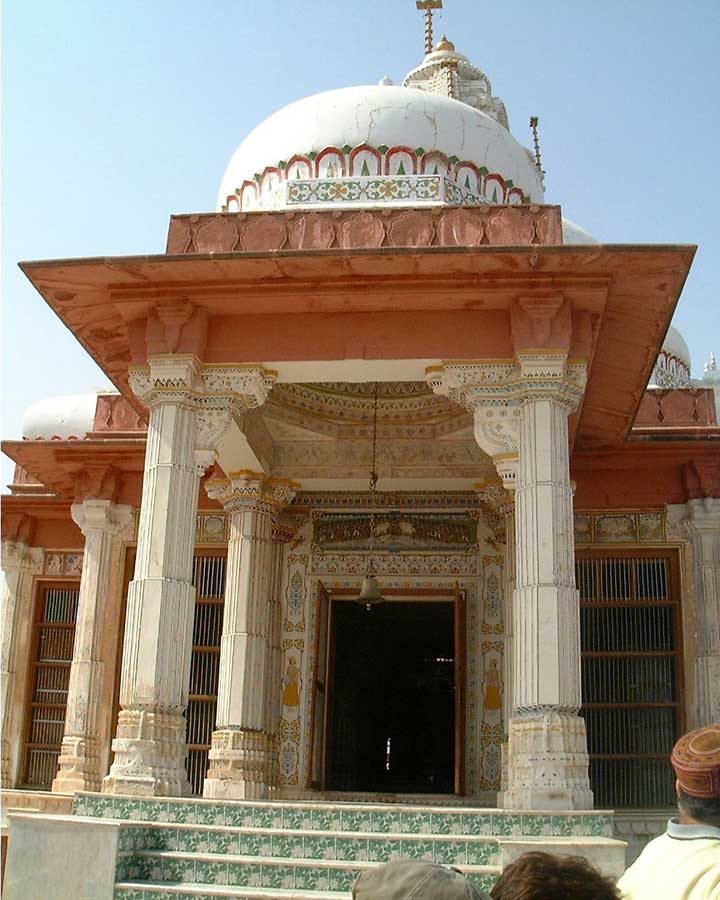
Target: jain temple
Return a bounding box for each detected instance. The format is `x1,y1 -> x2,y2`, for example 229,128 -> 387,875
1,7 -> 719,898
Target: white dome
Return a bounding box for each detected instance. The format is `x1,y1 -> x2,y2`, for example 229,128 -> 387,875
662,325 -> 691,368
23,393 -> 98,440
218,85 -> 544,212
561,217 -> 599,244
648,325 -> 692,388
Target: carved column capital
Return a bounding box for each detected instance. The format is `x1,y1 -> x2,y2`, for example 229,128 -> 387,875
206,472 -> 299,518
475,479 -> 515,543
427,356 -> 586,486
1,540 -> 43,574
70,499 -> 134,538
686,497 -> 720,532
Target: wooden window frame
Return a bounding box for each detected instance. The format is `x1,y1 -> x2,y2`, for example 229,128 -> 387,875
576,547 -> 684,806
19,580 -> 81,789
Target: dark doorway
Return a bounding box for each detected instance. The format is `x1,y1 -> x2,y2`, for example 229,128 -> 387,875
327,600 -> 456,793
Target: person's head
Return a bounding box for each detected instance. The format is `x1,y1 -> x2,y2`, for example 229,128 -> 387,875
489,852 -> 620,900
671,723 -> 720,827
353,860 -> 490,900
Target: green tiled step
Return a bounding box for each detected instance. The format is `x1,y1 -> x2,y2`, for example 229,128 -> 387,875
115,887 -> 347,900
117,823 -> 499,865
75,792 -> 613,838
115,852 -> 498,894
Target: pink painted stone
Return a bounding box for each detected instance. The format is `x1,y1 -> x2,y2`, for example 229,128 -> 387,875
289,213 -> 336,250
436,209 -> 484,247
485,208 -> 535,245
166,219 -> 192,254
241,216 -> 288,252
338,212 -> 385,249
193,216 -> 239,253
387,210 -> 435,247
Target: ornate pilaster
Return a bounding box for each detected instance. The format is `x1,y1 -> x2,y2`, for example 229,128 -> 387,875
203,473 -> 298,800
203,474 -> 298,799
431,352 -> 592,809
476,479 -> 516,801
673,498 -> 720,726
1,540 -> 43,786
104,356 -> 275,797
52,500 -> 133,793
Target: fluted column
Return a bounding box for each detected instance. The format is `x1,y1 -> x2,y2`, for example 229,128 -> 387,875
52,500 -> 133,793
204,473 -> 298,800
684,498 -> 720,726
430,349 -> 591,809
507,373 -> 592,809
103,356 -> 275,796
1,540 -> 43,786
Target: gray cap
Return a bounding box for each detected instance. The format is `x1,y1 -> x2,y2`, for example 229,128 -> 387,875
352,861 -> 491,900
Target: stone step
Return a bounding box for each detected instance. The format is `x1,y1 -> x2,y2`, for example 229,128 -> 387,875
115,885 -> 349,900
117,822 -> 499,865
115,851 -> 499,895
75,792 -> 613,838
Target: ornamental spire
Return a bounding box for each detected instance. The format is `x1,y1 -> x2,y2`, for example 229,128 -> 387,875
416,0 -> 443,56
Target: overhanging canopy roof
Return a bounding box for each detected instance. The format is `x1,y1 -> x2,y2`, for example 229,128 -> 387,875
20,242 -> 696,450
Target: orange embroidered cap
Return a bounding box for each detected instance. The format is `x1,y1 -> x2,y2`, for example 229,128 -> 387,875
671,724 -> 720,799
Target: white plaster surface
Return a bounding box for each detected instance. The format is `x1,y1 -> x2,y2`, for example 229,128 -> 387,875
218,85 -> 544,208
4,813 -> 119,900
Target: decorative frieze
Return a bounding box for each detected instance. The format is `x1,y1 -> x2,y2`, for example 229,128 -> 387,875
166,205 -> 563,255
574,510 -> 666,544
43,550 -> 84,577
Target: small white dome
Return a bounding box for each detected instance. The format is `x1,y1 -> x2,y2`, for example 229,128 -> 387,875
562,217 -> 599,244
662,325 -> 691,368
217,85 -> 544,212
648,325 -> 692,388
23,393 -> 98,440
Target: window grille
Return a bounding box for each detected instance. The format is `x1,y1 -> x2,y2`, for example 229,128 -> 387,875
185,553 -> 226,795
577,552 -> 682,809
21,584 -> 80,788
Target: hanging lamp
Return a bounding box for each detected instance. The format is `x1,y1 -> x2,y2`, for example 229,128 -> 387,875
355,382 -> 386,611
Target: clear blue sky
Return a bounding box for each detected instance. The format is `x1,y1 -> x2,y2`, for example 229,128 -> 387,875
3,0 -> 719,487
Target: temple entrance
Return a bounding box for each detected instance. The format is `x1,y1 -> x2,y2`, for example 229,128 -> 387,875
311,591 -> 464,794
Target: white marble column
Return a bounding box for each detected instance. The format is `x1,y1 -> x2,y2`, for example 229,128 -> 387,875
506,377 -> 593,809
104,356 -> 274,796
1,540 -> 43,786
684,498 -> 720,726
430,353 -> 591,809
52,500 -> 133,793
204,474 -> 297,800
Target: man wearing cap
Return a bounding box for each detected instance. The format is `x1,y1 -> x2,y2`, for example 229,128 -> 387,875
617,724 -> 720,899
353,860 -> 491,900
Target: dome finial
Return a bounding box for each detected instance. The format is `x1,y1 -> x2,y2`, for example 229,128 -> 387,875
435,34 -> 455,51
416,0 -> 443,56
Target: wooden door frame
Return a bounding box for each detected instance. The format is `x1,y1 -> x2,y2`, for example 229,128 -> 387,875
308,586 -> 467,795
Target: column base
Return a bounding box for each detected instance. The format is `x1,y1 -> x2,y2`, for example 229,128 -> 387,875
203,729 -> 277,800
52,736 -> 101,793
102,709 -> 191,797
504,712 -> 593,810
